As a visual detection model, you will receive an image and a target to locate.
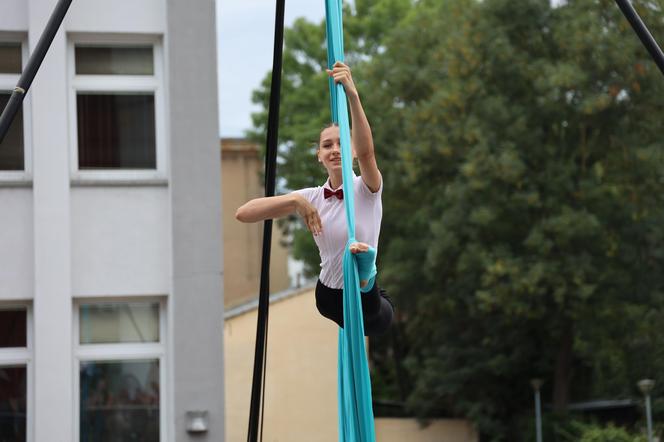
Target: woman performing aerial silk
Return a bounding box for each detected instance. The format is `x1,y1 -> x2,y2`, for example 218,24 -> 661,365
236,61 -> 393,336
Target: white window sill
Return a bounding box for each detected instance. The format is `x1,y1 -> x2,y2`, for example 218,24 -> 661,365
0,175 -> 32,188
71,177 -> 168,187
70,170 -> 168,187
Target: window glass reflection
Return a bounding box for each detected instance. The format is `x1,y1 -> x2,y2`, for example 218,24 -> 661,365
77,93 -> 157,170
0,43 -> 21,73
80,302 -> 159,345
0,93 -> 25,171
80,360 -> 159,442
0,366 -> 27,442
0,310 -> 27,348
75,46 -> 153,76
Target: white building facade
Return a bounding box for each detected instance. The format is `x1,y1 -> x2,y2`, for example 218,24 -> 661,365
0,0 -> 224,440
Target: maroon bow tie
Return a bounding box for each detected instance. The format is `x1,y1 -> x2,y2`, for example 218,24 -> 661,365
324,187 -> 344,200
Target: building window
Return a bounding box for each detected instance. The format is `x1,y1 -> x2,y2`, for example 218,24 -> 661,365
77,94 -> 156,169
75,300 -> 165,442
0,41 -> 26,173
69,38 -> 166,181
0,43 -> 22,73
79,302 -> 159,344
75,46 -> 154,76
0,306 -> 31,442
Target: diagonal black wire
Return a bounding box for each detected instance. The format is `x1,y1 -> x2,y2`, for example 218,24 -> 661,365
0,0 -> 73,143
247,0 -> 286,441
614,0 -> 664,77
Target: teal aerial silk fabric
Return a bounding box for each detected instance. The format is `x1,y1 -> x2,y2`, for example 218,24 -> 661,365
324,1 -> 377,441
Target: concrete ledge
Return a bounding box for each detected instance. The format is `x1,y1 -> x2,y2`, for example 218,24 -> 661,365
375,418 -> 478,442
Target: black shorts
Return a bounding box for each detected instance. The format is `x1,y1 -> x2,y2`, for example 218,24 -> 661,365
315,279 -> 394,336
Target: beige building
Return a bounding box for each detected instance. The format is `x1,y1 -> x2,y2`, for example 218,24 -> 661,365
221,138 -> 478,441
221,138 -> 291,309
224,286 -> 478,442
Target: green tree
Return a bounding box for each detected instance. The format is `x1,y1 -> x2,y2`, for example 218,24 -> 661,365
249,0 -> 664,439
372,0 -> 664,438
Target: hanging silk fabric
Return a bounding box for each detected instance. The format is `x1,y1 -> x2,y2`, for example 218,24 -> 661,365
324,1 -> 377,441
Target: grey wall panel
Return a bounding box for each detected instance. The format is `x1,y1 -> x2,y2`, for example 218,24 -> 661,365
167,0 -> 225,439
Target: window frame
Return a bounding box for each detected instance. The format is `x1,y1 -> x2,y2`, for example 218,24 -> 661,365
72,297 -> 167,442
0,303 -> 34,442
0,34 -> 33,183
67,34 -> 167,184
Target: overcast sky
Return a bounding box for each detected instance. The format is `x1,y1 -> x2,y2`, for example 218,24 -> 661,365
216,0 -> 327,137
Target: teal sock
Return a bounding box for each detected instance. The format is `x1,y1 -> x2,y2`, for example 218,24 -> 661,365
353,246 -> 377,293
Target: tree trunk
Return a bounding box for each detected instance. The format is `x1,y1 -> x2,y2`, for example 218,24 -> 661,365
552,323 -> 574,412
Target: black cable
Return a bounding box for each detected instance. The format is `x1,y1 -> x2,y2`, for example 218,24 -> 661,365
259,318 -> 268,442
247,0 -> 286,441
614,0 -> 664,77
0,0 -> 73,143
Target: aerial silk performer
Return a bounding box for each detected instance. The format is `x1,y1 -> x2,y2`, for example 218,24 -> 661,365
323,1 -> 390,440
237,1 -> 393,440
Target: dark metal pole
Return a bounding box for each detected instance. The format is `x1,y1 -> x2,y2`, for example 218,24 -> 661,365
638,379 -> 656,442
531,379 -> 544,442
614,0 -> 664,77
0,0 -> 73,144
247,0 -> 285,441
645,393 -> 654,442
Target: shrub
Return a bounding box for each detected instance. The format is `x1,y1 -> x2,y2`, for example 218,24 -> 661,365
576,423 -> 647,442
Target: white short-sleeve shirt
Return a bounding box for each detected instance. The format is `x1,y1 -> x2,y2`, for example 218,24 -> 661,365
293,174 -> 382,289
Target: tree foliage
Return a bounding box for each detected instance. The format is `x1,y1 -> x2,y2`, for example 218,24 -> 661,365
249,0 -> 664,439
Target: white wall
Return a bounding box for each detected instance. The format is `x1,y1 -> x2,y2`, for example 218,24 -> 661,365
66,0 -> 165,34
28,0 -> 72,438
0,189 -> 34,300
0,0 -> 166,38
0,0 -> 27,31
70,187 -> 171,296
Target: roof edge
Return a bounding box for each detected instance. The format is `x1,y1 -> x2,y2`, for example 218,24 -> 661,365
224,282 -> 317,320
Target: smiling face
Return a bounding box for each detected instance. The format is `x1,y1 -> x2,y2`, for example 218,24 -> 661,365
317,125 -> 355,176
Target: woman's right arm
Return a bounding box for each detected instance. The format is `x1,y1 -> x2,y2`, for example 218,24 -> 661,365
236,194 -> 323,235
